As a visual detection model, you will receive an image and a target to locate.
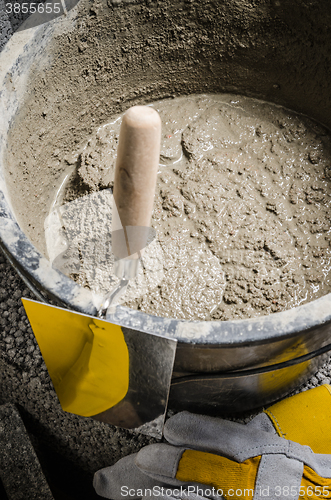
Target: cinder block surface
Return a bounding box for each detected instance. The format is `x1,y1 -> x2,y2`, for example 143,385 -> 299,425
0,403 -> 54,500
0,0 -> 13,53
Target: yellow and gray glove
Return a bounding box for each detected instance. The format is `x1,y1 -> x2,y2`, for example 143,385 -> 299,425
93,385 -> 331,500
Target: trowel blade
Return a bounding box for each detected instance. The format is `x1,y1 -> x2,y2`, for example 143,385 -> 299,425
22,298 -> 177,439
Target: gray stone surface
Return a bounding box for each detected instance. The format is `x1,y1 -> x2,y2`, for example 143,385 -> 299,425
0,403 -> 54,500
0,0 -> 13,53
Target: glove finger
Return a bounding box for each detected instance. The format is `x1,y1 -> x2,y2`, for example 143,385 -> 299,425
163,411 -> 279,461
135,443 -> 253,499
135,444 -> 222,498
245,412 -> 277,434
164,412 -> 247,456
135,443 -> 186,486
93,453 -> 165,500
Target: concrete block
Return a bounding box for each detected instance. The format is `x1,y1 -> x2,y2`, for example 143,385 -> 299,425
0,403 -> 54,500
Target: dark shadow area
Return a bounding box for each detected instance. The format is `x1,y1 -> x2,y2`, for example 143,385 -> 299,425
30,437 -> 100,500
0,478 -> 9,500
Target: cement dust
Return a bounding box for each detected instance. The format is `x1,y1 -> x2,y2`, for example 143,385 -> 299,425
46,94 -> 331,321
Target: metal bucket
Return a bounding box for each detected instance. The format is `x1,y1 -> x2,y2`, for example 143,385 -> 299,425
1,0 -> 331,415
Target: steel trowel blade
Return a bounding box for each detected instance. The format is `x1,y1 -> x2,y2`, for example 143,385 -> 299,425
22,298 -> 177,439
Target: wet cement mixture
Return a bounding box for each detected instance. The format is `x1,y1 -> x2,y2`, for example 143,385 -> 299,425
4,0 -> 331,323
44,94 -> 331,321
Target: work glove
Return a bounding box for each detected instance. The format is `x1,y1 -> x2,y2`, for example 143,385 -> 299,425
93,385 -> 331,500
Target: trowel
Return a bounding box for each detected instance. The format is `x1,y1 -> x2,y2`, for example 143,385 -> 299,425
44,105 -> 162,312
23,297 -> 176,438
98,105 -> 162,316
29,106 -> 177,438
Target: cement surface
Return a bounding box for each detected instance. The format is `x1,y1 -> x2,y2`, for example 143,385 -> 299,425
5,0 -> 331,259
57,95 -> 331,321
4,0 -> 331,325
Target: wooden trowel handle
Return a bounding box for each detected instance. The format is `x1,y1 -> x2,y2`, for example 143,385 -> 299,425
114,105 -> 161,229
112,106 -> 161,263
